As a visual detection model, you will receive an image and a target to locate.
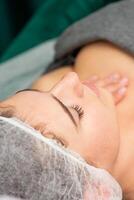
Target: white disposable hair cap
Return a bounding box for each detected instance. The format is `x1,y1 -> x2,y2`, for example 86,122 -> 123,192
0,117 -> 122,199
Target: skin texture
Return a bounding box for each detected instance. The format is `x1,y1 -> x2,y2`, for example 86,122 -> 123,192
1,41 -> 134,199
2,72 -> 128,171
31,41 -> 134,199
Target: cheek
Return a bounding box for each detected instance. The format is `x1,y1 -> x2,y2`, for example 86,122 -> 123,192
84,104 -> 117,134
79,106 -> 120,167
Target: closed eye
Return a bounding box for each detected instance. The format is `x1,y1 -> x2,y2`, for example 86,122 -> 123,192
70,104 -> 84,119
51,94 -> 78,129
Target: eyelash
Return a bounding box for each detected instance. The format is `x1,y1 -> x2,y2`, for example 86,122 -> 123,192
71,104 -> 84,119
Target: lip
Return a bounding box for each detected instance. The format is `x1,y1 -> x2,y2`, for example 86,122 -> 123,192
82,81 -> 100,97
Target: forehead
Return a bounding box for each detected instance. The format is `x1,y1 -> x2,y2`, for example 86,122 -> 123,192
14,90 -> 55,114
12,91 -> 76,134
10,90 -> 53,110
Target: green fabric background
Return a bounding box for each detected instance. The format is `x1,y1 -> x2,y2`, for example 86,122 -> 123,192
0,0 -> 119,63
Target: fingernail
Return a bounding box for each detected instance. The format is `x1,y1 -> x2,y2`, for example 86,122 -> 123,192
90,75 -> 99,80
110,73 -> 120,79
118,87 -> 127,95
111,73 -> 120,78
107,73 -> 120,82
119,77 -> 129,86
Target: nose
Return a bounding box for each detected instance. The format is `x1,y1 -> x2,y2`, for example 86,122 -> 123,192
51,72 -> 84,98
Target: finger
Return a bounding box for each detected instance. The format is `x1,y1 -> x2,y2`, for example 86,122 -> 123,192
113,87 -> 127,105
103,73 -> 121,85
103,77 -> 129,93
97,73 -> 121,87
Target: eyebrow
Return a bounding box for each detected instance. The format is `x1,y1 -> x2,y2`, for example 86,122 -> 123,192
16,89 -> 77,128
16,88 -> 41,94
51,94 -> 77,128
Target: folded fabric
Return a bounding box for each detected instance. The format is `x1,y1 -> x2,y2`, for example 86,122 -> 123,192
0,117 -> 122,199
1,0 -> 118,62
54,0 -> 134,60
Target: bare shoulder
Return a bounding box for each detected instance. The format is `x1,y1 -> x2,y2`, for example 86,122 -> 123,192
74,41 -> 134,80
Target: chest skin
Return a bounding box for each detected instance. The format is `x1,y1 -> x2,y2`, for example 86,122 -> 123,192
32,41 -> 134,137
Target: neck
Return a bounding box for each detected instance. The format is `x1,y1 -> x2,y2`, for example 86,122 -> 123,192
104,79 -> 134,199
110,80 -> 134,199
111,132 -> 134,199
74,41 -> 134,199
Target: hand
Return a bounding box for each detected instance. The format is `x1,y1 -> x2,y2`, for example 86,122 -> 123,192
84,73 -> 129,105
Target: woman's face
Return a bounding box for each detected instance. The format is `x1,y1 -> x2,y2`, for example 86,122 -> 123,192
3,72 -> 120,171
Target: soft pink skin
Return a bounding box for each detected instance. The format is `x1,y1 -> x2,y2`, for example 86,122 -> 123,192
3,72 -> 120,173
